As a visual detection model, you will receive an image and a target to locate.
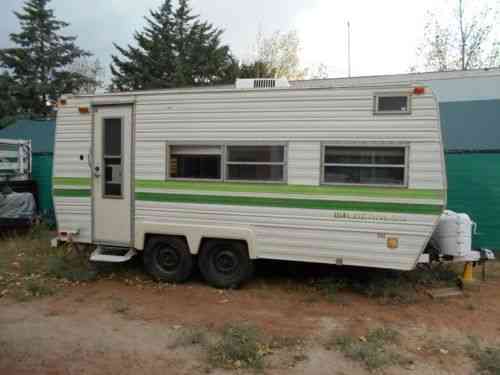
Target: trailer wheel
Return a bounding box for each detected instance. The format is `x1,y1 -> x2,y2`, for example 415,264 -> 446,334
144,237 -> 193,283
198,240 -> 253,289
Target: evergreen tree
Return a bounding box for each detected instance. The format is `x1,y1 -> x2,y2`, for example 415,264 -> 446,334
0,0 -> 92,117
111,0 -> 238,91
0,73 -> 19,127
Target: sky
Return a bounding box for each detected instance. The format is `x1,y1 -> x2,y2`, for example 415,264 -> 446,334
0,0 -> 498,79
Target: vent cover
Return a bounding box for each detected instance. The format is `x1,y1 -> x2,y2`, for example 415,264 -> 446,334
236,78 -> 290,89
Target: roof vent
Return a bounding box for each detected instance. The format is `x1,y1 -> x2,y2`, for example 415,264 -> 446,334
236,78 -> 290,89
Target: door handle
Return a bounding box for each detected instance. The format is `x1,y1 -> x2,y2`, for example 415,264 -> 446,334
94,166 -> 101,178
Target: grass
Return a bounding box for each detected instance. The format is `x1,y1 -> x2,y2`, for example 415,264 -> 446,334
46,251 -> 97,282
208,324 -> 267,370
475,348 -> 500,374
308,264 -> 459,305
0,225 -> 97,301
329,327 -> 408,371
170,327 -> 209,349
311,277 -> 347,302
25,279 -> 55,297
466,337 -> 500,375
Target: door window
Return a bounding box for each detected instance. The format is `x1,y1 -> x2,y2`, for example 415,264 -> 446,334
102,118 -> 123,197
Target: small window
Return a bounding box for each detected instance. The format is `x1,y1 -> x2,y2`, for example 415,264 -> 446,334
323,146 -> 406,186
375,95 -> 410,114
226,145 -> 285,182
169,145 -> 222,180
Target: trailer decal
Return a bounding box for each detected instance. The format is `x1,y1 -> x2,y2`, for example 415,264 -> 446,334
53,178 -> 444,200
54,188 -> 441,215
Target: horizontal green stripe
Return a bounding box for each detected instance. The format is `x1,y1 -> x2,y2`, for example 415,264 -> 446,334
54,189 -> 91,198
135,192 -> 442,215
54,189 -> 441,214
53,178 -> 444,200
54,177 -> 91,187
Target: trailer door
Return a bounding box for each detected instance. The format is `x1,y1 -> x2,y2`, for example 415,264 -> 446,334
92,106 -> 133,246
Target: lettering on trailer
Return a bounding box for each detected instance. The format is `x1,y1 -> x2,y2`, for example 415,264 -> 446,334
333,211 -> 408,222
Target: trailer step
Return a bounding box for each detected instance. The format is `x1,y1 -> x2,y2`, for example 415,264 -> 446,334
90,246 -> 137,263
426,287 -> 463,299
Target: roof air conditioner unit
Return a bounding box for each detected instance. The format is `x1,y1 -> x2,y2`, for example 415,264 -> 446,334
236,78 -> 290,89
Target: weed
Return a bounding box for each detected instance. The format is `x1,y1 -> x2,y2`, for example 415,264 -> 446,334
366,327 -> 399,344
476,347 -> 500,374
111,298 -> 129,314
208,324 -> 266,370
312,277 -> 347,302
25,279 -> 55,297
269,336 -> 302,350
366,278 -> 418,305
406,264 -> 458,287
311,264 -> 459,305
46,251 -> 97,282
466,336 -> 500,375
170,327 -> 208,348
330,327 -> 405,371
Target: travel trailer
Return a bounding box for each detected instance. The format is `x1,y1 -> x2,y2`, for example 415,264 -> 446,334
53,78 -> 493,288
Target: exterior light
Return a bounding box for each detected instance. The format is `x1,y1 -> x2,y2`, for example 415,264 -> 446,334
413,87 -> 425,95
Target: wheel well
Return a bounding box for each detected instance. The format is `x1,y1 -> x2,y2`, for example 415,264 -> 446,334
198,237 -> 249,255
144,233 -> 190,251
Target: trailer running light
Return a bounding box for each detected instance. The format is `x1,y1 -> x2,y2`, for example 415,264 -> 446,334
413,87 -> 425,95
78,106 -> 90,114
387,237 -> 399,249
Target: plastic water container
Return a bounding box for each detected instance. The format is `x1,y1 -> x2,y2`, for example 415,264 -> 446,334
432,210 -> 474,257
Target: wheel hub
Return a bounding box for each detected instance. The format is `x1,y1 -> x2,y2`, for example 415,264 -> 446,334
156,246 -> 180,272
214,250 -> 238,274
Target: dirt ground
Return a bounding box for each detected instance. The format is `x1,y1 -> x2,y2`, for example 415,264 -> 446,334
1,253 -> 500,375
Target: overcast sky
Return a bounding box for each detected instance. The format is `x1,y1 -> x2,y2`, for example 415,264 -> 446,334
0,0 -> 498,79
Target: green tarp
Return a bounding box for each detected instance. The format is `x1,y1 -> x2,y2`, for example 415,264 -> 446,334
446,153 -> 500,250
32,154 -> 54,219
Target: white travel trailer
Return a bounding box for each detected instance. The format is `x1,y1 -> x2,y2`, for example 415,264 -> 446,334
53,78 -> 489,288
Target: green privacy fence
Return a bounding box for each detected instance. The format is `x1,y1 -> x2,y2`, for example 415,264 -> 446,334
446,153 -> 500,250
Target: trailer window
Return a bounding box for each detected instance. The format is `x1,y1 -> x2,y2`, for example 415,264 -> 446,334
169,145 -> 222,180
375,95 -> 410,114
323,146 -> 405,186
226,145 -> 285,182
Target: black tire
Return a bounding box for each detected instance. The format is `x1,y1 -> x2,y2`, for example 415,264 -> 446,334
198,240 -> 253,289
143,236 -> 193,283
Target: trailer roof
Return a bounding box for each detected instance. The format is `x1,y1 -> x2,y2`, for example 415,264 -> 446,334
67,68 -> 500,100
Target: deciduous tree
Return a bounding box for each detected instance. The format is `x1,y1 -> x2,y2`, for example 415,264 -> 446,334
416,0 -> 500,71
255,30 -> 307,80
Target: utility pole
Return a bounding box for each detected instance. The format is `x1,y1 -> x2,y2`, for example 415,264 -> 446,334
347,21 -> 352,77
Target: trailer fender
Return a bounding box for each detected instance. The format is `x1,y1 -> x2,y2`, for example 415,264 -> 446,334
135,222 -> 257,259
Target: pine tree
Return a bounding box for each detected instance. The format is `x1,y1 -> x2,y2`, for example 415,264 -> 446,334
111,0 -> 238,91
0,0 -> 91,117
0,73 -> 19,127
111,0 -> 176,91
